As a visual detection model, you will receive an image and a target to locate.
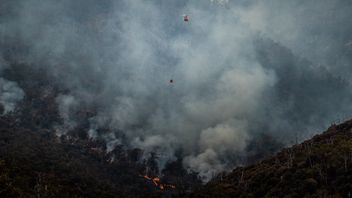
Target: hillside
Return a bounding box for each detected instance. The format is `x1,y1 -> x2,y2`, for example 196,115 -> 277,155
1,1 -> 352,197
0,64 -> 201,197
0,62 -> 351,198
0,114 -> 154,197
191,120 -> 352,197
0,112 -> 203,197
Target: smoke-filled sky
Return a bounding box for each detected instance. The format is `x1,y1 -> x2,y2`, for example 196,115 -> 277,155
1,0 -> 352,181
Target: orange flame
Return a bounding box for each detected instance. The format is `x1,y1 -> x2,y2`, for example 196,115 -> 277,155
140,174 -> 176,190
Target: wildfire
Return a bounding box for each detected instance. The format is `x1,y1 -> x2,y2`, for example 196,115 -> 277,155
141,175 -> 176,190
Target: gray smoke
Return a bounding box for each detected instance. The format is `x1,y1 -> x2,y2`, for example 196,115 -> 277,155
55,94 -> 79,135
0,78 -> 24,114
0,57 -> 24,114
1,0 -> 352,181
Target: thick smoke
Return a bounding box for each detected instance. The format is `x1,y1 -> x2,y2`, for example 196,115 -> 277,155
1,0 -> 352,181
55,94 -> 79,135
0,78 -> 24,114
0,57 -> 24,114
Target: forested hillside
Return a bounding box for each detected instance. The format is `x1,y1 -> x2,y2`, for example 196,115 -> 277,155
192,120 -> 352,197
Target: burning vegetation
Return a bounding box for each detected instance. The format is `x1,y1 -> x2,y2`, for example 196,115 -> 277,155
141,174 -> 176,190
0,63 -> 203,197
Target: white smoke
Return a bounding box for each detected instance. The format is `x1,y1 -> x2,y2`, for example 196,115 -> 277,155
184,121 -> 249,181
210,0 -> 229,5
0,78 -> 24,114
2,0 -> 352,181
55,94 -> 78,135
184,149 -> 224,182
0,58 -> 24,114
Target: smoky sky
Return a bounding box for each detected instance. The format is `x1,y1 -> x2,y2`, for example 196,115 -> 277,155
1,0 -> 352,181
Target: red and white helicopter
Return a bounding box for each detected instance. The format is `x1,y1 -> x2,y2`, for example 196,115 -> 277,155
183,14 -> 189,22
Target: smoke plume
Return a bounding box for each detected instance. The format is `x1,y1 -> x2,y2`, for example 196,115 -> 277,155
1,0 -> 352,181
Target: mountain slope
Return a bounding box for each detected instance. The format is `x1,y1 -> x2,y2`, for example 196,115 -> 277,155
0,114 -> 155,197
0,60 -> 206,198
192,119 -> 352,197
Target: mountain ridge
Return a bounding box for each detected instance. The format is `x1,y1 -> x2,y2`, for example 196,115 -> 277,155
191,119 -> 352,197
